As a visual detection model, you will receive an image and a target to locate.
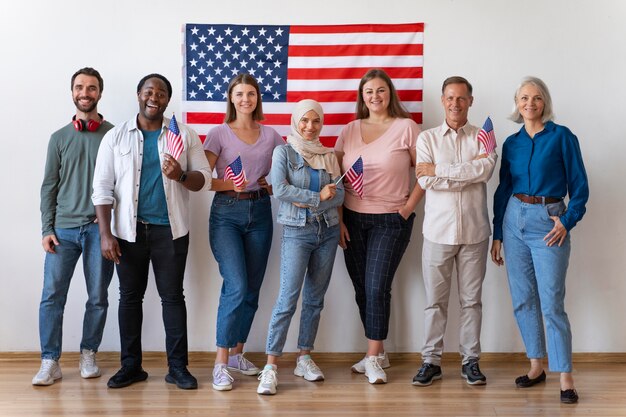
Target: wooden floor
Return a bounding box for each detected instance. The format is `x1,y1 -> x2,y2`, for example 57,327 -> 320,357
1,352 -> 625,417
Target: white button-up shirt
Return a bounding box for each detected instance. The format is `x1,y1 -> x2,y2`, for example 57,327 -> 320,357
92,116 -> 211,242
416,121 -> 497,245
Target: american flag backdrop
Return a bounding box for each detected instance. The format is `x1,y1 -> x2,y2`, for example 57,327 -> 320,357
182,23 -> 424,147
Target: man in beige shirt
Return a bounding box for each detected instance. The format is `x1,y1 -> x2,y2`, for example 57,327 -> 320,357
412,76 -> 497,387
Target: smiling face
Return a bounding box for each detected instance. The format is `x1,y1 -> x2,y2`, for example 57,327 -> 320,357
298,109 -> 322,141
72,74 -> 101,114
515,83 -> 545,123
230,83 -> 258,116
137,77 -> 170,123
441,82 -> 473,130
361,77 -> 391,116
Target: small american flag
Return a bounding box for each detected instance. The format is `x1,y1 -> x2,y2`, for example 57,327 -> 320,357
224,155 -> 247,188
182,23 -> 424,147
477,116 -> 497,154
345,156 -> 364,199
166,115 -> 184,160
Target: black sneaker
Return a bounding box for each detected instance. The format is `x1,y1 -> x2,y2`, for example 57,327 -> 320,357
166,366 -> 198,390
412,363 -> 442,386
462,359 -> 487,385
107,366 -> 148,388
560,389 -> 579,404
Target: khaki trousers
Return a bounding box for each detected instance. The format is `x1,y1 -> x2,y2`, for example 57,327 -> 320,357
421,238 -> 489,365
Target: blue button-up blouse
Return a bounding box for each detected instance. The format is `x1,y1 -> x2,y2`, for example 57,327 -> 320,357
493,121 -> 589,240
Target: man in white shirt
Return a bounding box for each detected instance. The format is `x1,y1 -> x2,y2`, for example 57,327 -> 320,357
412,76 -> 497,386
92,73 -> 211,390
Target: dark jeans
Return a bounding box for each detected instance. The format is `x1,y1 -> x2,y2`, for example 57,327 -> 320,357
343,208 -> 415,340
115,223 -> 190,369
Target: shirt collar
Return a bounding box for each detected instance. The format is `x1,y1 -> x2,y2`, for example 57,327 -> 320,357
440,120 -> 472,136
517,120 -> 556,138
128,115 -> 168,132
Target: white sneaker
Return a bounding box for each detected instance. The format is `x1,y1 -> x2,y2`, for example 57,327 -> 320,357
227,353 -> 260,376
257,365 -> 278,395
212,364 -> 234,391
79,349 -> 101,378
32,359 -> 62,386
364,356 -> 387,384
351,352 -> 390,374
294,355 -> 324,381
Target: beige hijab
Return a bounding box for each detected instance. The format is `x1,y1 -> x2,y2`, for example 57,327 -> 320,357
286,99 -> 340,177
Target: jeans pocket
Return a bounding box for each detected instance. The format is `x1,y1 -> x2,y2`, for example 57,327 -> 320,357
545,201 -> 566,217
212,194 -> 236,208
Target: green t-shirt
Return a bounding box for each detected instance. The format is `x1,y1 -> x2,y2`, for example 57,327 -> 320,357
40,121 -> 114,235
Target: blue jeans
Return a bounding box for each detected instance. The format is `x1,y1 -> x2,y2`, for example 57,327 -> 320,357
115,224 -> 190,368
503,196 -> 572,372
210,193 -> 274,348
39,223 -> 114,360
266,219 -> 340,356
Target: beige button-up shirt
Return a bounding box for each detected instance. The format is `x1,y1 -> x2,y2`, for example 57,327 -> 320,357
416,121 -> 497,245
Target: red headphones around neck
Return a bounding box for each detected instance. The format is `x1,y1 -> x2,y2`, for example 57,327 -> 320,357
72,114 -> 104,132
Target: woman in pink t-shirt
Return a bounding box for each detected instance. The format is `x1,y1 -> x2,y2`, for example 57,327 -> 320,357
334,68 -> 424,384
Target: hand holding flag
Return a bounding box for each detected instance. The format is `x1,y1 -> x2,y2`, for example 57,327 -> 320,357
224,155 -> 247,189
477,116 -> 497,154
166,115 -> 184,160
335,156 -> 364,199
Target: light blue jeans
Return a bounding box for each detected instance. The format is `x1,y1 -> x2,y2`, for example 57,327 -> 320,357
39,223 -> 114,360
210,193 -> 274,348
503,196 -> 572,372
266,218 -> 340,356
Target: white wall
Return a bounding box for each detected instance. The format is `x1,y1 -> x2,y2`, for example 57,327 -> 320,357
1,0 -> 624,354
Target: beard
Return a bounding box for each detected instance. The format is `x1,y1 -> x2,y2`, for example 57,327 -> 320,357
74,97 -> 98,113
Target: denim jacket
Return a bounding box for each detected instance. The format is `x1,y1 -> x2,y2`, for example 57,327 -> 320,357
270,144 -> 344,227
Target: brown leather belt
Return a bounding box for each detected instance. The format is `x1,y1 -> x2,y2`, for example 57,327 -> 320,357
514,193 -> 561,205
218,189 -> 269,200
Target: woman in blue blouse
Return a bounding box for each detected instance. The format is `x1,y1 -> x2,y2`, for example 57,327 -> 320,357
256,99 -> 344,395
491,77 -> 588,404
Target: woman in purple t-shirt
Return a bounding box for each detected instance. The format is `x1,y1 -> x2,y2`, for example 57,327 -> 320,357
203,74 -> 283,391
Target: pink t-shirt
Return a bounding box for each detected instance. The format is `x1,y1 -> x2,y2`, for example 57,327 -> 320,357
335,118 -> 419,214
204,123 -> 284,191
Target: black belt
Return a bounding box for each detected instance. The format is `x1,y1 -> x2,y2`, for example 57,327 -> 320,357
514,194 -> 561,205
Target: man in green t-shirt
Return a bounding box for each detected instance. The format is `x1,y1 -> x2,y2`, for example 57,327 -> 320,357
33,68 -> 114,386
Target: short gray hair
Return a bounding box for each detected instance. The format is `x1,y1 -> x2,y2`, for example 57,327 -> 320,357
509,76 -> 554,124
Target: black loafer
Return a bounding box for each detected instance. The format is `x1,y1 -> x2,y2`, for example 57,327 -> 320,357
515,370 -> 546,388
561,389 -> 579,404
165,366 -> 198,390
107,366 -> 148,388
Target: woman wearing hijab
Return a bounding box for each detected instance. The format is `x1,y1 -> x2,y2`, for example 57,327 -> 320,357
256,99 -> 344,395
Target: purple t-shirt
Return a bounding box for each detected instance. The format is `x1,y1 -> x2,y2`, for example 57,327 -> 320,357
203,123 -> 284,191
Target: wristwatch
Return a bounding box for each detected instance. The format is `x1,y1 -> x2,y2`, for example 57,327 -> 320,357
177,171 -> 187,183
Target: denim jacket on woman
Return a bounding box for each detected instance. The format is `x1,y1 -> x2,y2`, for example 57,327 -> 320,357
270,144 -> 344,227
